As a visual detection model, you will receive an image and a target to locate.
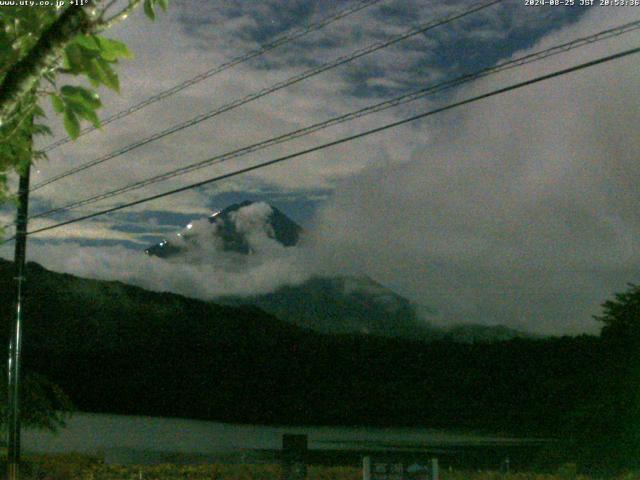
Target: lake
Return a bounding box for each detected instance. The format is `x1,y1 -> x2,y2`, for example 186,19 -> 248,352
22,412 -> 548,466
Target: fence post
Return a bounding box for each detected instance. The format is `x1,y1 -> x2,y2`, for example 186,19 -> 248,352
281,434 -> 307,480
363,456 -> 371,480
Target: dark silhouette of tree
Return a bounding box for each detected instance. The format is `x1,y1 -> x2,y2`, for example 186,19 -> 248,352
595,283 -> 640,343
565,283 -> 640,473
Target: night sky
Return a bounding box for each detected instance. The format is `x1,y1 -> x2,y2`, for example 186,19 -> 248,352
1,0 -> 639,335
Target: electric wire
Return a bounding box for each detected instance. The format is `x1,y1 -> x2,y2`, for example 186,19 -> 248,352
22,19 -> 640,224
31,0 -> 502,192
40,0 -> 387,153
7,45 -> 637,242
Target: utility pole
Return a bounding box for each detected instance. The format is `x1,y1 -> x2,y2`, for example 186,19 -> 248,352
7,141 -> 32,480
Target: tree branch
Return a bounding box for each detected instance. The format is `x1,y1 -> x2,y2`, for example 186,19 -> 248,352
95,0 -> 143,32
0,1 -> 99,127
0,108 -> 34,144
98,0 -> 120,21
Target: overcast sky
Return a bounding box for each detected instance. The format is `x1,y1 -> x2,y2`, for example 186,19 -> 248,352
1,0 -> 639,335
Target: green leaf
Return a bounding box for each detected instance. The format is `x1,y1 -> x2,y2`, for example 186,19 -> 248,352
43,70 -> 56,86
73,34 -> 101,51
32,124 -> 52,136
157,0 -> 168,11
60,85 -> 101,109
32,104 -> 46,118
84,62 -> 101,87
33,150 -> 48,162
63,109 -> 80,140
144,0 -> 156,20
95,36 -> 133,61
51,95 -> 64,113
93,58 -> 120,92
65,99 -> 100,128
63,43 -> 85,74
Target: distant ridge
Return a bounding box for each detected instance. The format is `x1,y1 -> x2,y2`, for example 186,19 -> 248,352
144,200 -> 533,342
0,257 -> 587,438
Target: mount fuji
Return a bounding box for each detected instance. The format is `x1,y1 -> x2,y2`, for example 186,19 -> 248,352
145,201 -> 527,341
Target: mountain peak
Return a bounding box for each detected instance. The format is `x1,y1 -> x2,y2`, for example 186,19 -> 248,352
145,201 -> 302,258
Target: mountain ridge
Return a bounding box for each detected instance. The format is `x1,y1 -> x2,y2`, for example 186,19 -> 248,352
143,200 -> 531,342
0,257 -> 589,435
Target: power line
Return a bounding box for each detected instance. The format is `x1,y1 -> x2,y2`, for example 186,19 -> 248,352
33,0 -> 501,190
23,19 -> 640,224
13,45 -> 639,241
40,0 -> 387,153
31,0 -> 503,192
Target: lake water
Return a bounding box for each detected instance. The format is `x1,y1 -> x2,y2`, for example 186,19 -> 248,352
22,412 -> 545,465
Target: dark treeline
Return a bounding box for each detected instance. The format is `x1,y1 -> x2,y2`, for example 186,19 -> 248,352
1,259 -> 639,471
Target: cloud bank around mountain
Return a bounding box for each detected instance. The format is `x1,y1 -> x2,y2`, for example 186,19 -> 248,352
1,2 -> 638,335
21,202 -> 315,299
306,5 -> 640,335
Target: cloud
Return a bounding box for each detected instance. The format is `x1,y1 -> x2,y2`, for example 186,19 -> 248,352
307,5 -> 640,335
25,0 -> 587,221
11,202 -> 314,299
1,0 -> 633,337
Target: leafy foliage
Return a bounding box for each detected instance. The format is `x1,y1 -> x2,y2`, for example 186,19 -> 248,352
0,6 -> 63,198
565,283 -> 640,471
0,369 -> 72,432
0,6 -> 58,73
62,34 -> 134,96
144,0 -> 169,20
0,0 -> 168,433
594,283 -> 640,343
0,1 -> 167,201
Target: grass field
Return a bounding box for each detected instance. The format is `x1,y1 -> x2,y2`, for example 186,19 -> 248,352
4,454 -> 638,480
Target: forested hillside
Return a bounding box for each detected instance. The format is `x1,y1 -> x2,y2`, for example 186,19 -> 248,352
1,259 -> 638,470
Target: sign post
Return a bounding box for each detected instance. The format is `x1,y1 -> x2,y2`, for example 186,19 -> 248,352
431,458 -> 439,480
362,456 -> 439,480
363,456 -> 371,480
